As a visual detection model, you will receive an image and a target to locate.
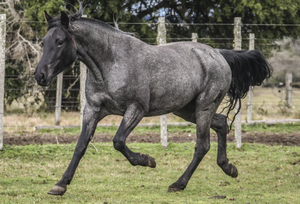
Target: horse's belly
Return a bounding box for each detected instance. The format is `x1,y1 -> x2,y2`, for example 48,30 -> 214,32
147,85 -> 199,116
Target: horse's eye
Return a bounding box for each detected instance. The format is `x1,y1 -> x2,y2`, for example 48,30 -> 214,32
57,40 -> 64,46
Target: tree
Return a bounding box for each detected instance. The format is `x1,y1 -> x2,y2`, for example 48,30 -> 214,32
24,0 -> 66,37
1,0 -> 43,113
24,0 -> 82,111
124,0 -> 300,52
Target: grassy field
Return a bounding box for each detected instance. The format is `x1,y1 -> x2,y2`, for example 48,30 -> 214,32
1,141 -> 300,203
3,87 -> 300,131
2,87 -> 300,203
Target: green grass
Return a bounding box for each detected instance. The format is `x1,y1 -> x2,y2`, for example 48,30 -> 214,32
34,122 -> 300,137
241,122 -> 300,134
1,142 -> 300,203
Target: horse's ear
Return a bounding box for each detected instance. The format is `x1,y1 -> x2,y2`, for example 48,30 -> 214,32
44,11 -> 52,23
61,11 -> 69,28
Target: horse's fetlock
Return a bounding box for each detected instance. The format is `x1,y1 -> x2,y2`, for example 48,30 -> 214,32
129,160 -> 137,166
217,159 -> 226,167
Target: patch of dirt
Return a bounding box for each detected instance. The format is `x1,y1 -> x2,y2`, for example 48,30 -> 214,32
3,131 -> 300,146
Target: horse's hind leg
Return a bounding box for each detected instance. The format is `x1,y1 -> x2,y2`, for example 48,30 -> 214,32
113,103 -> 156,168
168,97 -> 218,192
174,105 -> 238,178
211,114 -> 238,178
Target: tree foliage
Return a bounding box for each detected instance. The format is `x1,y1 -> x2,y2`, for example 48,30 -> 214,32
1,0 -> 43,113
24,0 -> 66,37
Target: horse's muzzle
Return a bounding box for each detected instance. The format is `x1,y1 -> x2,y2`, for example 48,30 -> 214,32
34,69 -> 49,86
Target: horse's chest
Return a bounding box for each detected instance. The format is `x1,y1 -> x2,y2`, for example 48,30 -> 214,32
85,86 -> 126,115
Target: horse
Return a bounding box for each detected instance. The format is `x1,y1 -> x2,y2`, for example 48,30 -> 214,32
34,4 -> 272,196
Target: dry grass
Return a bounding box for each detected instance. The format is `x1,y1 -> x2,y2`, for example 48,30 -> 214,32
3,112 -> 185,131
241,86 -> 300,120
3,87 -> 300,131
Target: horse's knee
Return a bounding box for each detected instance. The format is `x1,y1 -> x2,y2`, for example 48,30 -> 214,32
113,139 -> 125,151
211,114 -> 227,133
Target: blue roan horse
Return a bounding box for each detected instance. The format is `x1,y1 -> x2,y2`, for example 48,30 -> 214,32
34,5 -> 272,196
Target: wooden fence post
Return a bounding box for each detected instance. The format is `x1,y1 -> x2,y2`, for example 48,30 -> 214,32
55,73 -> 63,126
247,33 -> 255,122
234,17 -> 242,148
286,73 -> 292,107
80,62 -> 87,129
157,16 -> 168,149
192,33 -> 198,43
80,15 -> 88,130
0,14 -> 6,151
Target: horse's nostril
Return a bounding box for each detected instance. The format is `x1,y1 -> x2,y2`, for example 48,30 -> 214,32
41,73 -> 46,81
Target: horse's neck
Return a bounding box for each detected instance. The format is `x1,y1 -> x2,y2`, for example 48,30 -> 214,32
75,22 -> 121,81
75,21 -> 144,82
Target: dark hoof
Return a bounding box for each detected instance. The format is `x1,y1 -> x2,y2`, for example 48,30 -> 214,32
140,154 -> 156,168
47,185 -> 66,196
230,164 -> 238,178
147,155 -> 156,168
167,182 -> 185,192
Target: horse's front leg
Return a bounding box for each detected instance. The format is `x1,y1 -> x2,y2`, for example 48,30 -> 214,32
113,103 -> 156,168
47,104 -> 107,196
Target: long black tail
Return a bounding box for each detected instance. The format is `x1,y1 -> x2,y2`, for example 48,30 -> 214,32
218,49 -> 272,123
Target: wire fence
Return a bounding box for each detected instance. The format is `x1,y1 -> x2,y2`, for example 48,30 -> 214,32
2,18 -> 300,130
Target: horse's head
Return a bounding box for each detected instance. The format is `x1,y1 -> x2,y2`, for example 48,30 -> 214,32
34,11 -> 78,86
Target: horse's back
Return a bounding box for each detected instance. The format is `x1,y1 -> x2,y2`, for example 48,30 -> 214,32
144,42 -> 231,115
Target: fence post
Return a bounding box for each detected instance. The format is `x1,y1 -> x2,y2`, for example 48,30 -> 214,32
247,33 -> 255,122
286,73 -> 292,107
80,15 -> 88,130
192,33 -> 198,42
80,62 -> 87,129
234,17 -> 242,148
55,73 -> 63,126
157,16 -> 168,149
0,14 -> 6,151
